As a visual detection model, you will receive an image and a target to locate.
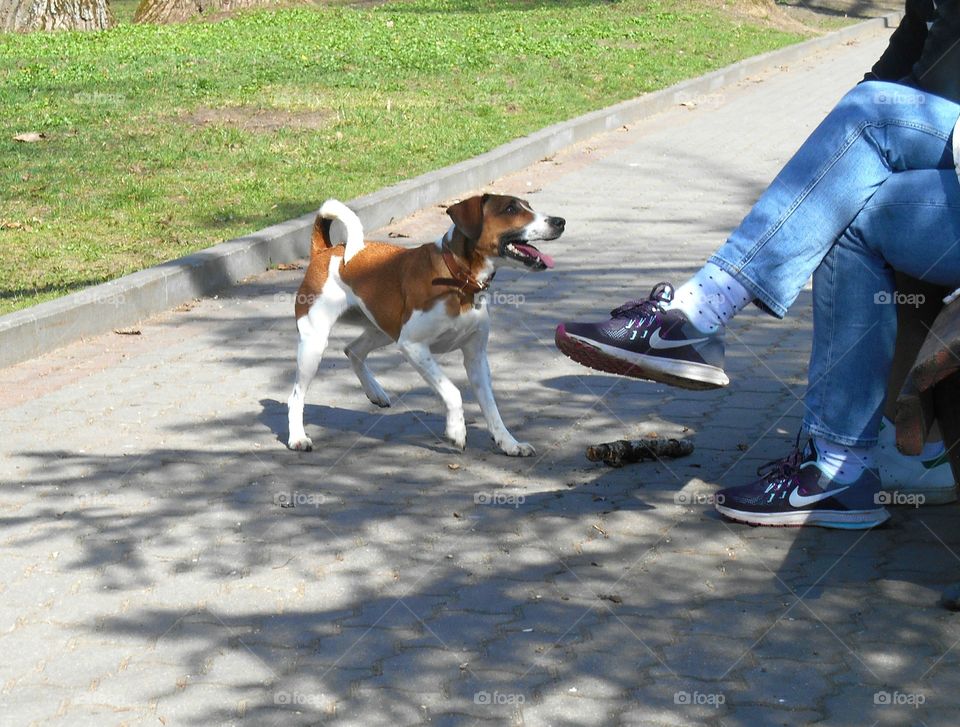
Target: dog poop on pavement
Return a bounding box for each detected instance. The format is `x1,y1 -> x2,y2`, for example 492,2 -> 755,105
586,436 -> 694,468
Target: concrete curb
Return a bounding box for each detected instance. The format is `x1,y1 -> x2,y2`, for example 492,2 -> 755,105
0,11 -> 901,369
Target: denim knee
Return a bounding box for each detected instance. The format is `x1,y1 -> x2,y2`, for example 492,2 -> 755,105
839,81 -> 898,122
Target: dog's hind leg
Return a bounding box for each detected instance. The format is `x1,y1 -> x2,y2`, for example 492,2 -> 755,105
287,297 -> 348,451
345,327 -> 393,408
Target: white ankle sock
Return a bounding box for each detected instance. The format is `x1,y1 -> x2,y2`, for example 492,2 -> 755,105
666,262 -> 752,333
813,437 -> 874,485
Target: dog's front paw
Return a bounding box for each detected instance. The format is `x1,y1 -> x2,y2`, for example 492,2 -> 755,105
364,382 -> 391,408
501,440 -> 536,457
446,420 -> 467,451
288,435 -> 313,451
367,392 -> 391,408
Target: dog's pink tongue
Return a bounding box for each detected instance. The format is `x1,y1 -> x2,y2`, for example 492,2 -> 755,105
514,244 -> 555,269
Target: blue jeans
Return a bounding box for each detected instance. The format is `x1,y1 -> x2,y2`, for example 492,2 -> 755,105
709,82 -> 960,447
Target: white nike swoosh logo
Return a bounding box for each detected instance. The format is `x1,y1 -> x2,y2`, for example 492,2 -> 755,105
788,485 -> 849,508
649,329 -> 708,350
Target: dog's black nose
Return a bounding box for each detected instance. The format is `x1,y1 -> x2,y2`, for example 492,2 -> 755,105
550,217 -> 566,229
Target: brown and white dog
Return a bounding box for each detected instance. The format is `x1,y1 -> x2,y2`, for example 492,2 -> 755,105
286,194 -> 565,455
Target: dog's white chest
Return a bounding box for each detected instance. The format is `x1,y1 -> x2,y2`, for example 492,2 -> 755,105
402,300 -> 489,353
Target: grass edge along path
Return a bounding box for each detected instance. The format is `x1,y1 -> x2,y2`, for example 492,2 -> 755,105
0,0 -> 813,315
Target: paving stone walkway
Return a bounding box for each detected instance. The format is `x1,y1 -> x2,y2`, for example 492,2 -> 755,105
3,25 -> 959,727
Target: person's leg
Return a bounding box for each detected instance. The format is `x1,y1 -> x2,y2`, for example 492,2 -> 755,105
557,82 -> 960,389
716,168 -> 960,528
710,82 -> 959,318
806,169 -> 960,446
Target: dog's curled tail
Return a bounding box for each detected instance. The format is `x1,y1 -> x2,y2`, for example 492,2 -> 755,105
314,199 -> 365,263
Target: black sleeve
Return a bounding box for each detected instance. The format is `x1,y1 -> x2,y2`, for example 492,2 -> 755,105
909,0 -> 960,102
864,0 -> 932,82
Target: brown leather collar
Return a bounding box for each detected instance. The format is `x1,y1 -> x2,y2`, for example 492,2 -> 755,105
433,248 -> 492,295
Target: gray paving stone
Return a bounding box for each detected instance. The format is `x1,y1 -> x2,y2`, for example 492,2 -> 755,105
719,706 -> 823,726
2,25 -> 956,727
738,658 -> 838,709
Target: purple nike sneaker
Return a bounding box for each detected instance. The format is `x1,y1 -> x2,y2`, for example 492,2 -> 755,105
555,283 -> 729,390
715,439 -> 891,529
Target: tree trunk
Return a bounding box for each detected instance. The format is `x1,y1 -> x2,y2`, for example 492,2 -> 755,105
133,0 -> 272,24
0,0 -> 112,31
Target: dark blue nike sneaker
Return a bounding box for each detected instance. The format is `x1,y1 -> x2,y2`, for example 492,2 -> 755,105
555,283 -> 729,390
715,439 -> 891,529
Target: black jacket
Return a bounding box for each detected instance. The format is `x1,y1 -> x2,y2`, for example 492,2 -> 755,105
865,0 -> 960,103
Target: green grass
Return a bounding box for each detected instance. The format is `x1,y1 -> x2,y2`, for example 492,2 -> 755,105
108,0 -> 141,24
0,0 -> 808,315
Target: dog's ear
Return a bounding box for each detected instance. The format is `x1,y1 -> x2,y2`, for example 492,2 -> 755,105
446,194 -> 488,240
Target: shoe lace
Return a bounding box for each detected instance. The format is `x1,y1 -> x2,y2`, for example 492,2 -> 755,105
610,282 -> 674,320
756,432 -> 805,484
610,298 -> 662,319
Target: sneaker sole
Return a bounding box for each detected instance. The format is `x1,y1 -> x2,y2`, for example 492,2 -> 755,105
555,325 -> 729,390
715,504 -> 891,529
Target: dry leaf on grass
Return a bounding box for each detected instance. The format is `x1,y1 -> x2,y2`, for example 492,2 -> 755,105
13,132 -> 46,143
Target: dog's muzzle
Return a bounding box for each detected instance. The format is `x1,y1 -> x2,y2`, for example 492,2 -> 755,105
498,217 -> 565,270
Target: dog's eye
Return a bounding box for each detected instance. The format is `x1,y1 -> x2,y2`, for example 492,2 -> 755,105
504,203 -> 517,214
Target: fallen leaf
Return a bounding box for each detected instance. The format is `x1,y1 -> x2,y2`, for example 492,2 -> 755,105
14,132 -> 46,143
447,463 -> 461,471
113,328 -> 141,336
387,231 -> 410,239
274,262 -> 302,270
599,594 -> 623,604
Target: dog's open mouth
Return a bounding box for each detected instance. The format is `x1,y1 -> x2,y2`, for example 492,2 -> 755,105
501,241 -> 555,270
